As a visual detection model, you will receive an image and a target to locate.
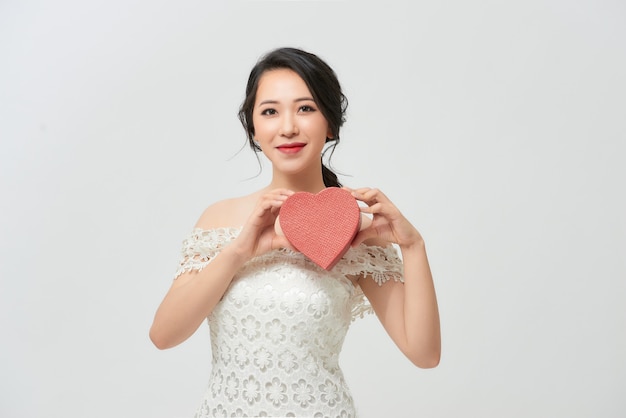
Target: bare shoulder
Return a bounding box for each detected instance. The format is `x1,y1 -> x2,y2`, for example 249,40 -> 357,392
194,191 -> 261,230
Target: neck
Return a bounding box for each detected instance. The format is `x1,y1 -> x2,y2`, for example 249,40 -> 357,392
269,169 -> 327,193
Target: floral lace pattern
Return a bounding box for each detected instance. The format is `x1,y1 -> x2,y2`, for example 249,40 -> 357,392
175,227 -> 404,417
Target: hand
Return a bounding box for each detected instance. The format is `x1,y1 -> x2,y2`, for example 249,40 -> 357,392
233,188 -> 295,259
344,187 -> 424,249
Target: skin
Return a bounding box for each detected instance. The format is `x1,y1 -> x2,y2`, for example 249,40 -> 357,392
149,68 -> 441,368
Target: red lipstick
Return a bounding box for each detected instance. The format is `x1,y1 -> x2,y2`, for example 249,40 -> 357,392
277,143 -> 306,154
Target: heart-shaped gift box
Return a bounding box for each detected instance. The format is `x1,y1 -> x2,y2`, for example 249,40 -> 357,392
278,187 -> 361,270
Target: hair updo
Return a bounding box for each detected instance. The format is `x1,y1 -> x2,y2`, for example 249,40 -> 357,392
238,47 -> 348,188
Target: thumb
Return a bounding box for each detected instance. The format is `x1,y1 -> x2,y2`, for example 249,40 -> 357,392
273,235 -> 297,252
351,228 -> 377,247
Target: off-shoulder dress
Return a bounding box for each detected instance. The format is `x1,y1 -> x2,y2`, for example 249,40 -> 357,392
174,227 -> 404,418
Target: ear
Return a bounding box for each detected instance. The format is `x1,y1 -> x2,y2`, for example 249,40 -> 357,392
326,127 -> 334,140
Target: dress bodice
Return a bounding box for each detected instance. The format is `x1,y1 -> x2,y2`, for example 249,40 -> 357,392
175,227 -> 403,418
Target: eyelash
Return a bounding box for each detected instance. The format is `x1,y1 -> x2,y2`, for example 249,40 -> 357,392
260,105 -> 316,116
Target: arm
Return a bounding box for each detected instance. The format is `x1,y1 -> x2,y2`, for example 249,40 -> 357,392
149,189 -> 294,350
149,242 -> 248,350
347,187 -> 441,368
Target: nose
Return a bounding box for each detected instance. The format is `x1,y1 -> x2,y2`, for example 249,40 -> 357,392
279,114 -> 299,137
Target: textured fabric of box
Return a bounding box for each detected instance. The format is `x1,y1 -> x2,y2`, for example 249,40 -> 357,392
279,187 -> 361,270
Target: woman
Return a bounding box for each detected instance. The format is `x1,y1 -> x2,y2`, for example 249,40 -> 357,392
150,47 -> 440,418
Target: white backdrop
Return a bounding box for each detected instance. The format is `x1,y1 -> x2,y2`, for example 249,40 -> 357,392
1,1 -> 625,417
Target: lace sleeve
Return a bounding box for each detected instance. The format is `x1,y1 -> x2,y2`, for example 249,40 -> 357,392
173,228 -> 238,279
340,244 -> 404,285
338,244 -> 405,320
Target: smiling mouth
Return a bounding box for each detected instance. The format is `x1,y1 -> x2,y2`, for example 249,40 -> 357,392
277,143 -> 306,154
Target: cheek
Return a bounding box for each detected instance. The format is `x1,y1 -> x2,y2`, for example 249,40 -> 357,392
252,116 -> 268,138
253,113 -> 281,132
302,116 -> 329,136
317,120 -> 332,139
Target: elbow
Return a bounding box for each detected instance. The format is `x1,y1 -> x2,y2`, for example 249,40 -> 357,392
149,326 -> 175,350
413,353 -> 440,369
406,347 -> 441,369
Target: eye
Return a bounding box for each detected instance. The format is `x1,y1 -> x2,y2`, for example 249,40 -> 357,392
299,105 -> 316,112
260,108 -> 277,116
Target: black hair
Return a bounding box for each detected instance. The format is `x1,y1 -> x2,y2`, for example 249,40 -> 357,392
238,47 -> 348,188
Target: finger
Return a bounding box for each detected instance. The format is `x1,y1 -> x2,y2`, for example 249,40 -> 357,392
264,195 -> 290,206
269,188 -> 295,198
348,187 -> 370,200
261,194 -> 291,209
359,214 -> 373,231
349,189 -> 375,207
257,200 -> 281,214
259,190 -> 293,208
350,187 -> 372,194
274,215 -> 284,236
359,202 -> 384,215
350,188 -> 386,207
351,227 -> 378,247
272,235 -> 296,252
360,188 -> 391,205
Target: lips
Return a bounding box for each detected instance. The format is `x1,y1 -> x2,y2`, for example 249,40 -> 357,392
277,143 -> 306,154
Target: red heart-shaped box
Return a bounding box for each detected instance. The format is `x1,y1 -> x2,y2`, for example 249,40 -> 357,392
279,187 -> 361,270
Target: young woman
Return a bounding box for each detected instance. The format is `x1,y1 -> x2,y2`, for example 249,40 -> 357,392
150,47 -> 441,418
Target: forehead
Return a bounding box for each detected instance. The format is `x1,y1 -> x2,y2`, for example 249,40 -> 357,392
256,68 -> 312,100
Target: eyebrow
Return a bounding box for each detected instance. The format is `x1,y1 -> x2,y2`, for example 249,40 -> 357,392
258,97 -> 315,106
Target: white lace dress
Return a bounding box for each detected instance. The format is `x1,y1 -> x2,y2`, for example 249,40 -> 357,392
175,227 -> 404,418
